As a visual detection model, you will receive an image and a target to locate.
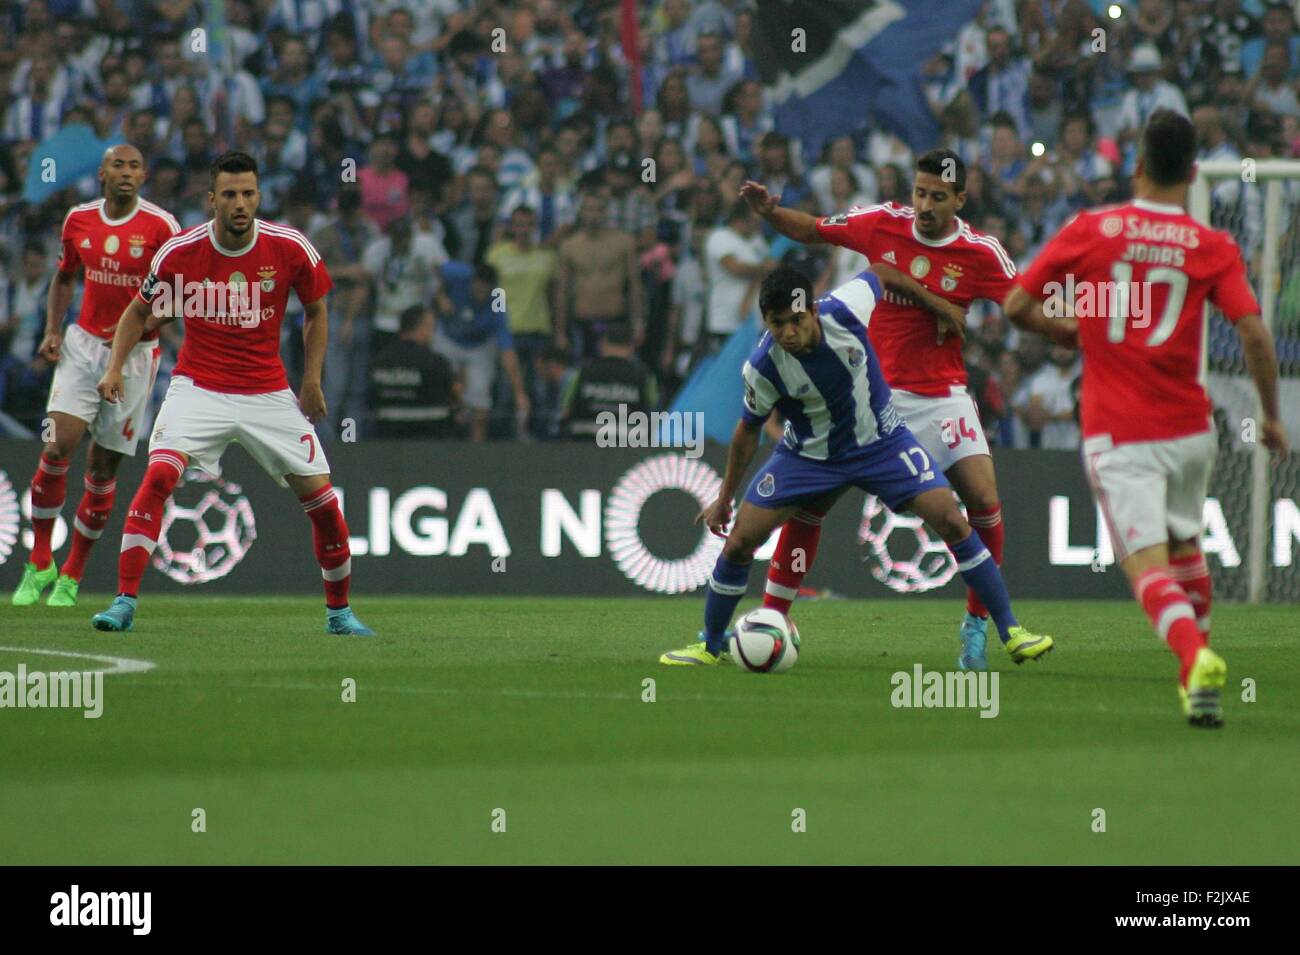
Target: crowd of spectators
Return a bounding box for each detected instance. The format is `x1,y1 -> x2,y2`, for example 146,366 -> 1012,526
1,0 -> 1299,449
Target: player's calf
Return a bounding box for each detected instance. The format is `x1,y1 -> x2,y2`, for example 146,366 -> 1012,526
763,502 -> 828,615
299,481 -> 375,636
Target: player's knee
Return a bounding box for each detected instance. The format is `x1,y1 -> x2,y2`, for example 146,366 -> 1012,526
964,488 -> 1000,513
44,438 -> 76,461
141,461 -> 180,497
722,537 -> 757,564
935,509 -> 971,545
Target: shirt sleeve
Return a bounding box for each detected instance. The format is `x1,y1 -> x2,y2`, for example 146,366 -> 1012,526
974,235 -> 1018,303
1209,239 -> 1261,324
293,246 -> 334,306
138,242 -> 179,306
815,204 -> 881,252
56,215 -> 79,275
740,359 -> 779,425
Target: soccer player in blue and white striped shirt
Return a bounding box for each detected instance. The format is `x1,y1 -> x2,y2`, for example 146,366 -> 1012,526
660,266 -> 1054,666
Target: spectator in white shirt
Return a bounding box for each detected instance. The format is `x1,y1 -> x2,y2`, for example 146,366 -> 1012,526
1116,45 -> 1189,150
1025,347 -> 1082,450
704,202 -> 770,341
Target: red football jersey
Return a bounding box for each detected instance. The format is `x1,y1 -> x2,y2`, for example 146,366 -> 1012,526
1016,199 -> 1259,444
816,202 -> 1017,396
138,219 -> 333,394
58,198 -> 180,341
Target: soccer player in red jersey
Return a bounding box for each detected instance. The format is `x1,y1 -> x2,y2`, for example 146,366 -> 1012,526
90,151 -> 374,636
11,144 -> 180,609
1005,109 -> 1288,726
740,149 -> 1020,669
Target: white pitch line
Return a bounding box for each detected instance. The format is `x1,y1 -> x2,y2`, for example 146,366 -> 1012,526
0,646 -> 156,676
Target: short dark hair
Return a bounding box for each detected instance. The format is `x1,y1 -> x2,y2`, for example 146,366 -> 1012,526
915,147 -> 966,193
511,204 -> 537,218
759,266 -> 814,319
209,150 -> 258,188
399,305 -> 428,335
474,262 -> 499,287
1140,108 -> 1196,186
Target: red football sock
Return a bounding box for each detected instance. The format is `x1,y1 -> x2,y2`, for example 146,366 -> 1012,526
118,451 -> 184,597
301,484 -> 351,609
60,474 -> 117,581
763,502 -> 827,615
1169,551 -> 1212,638
1135,568 -> 1205,685
28,453 -> 69,568
965,504 -> 1004,618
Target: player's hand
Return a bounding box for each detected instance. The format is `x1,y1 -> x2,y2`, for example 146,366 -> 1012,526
298,380 -> 327,423
739,180 -> 779,218
696,496 -> 733,538
935,301 -> 967,345
1261,417 -> 1290,455
38,330 -> 63,363
97,369 -> 124,404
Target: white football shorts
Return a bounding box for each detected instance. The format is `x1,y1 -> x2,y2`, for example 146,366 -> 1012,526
149,375 -> 330,487
890,385 -> 991,474
1082,430 -> 1217,562
46,323 -> 161,455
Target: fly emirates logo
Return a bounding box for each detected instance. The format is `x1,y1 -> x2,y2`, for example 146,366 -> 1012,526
145,272 -> 273,328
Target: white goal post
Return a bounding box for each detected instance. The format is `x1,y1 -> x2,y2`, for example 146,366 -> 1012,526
1189,159 -> 1300,603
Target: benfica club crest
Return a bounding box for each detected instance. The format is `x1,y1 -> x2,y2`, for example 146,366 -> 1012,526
129,234 -> 146,258
941,263 -> 963,292
258,267 -> 276,292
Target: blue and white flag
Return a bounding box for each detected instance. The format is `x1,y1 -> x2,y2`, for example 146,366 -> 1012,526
754,0 -> 982,159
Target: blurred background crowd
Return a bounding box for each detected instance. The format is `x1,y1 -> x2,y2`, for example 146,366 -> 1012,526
1,0 -> 1299,448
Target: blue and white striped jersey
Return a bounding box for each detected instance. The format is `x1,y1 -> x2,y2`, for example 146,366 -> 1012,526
740,271 -> 903,460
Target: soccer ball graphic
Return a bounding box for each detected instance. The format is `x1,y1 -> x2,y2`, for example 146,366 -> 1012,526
154,471 -> 257,584
857,493 -> 960,593
729,607 -> 801,673
0,470 -> 20,567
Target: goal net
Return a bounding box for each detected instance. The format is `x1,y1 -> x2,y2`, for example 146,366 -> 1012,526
1190,159 -> 1300,602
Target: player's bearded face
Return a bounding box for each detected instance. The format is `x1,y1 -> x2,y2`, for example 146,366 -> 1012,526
912,171 -> 964,237
211,172 -> 260,234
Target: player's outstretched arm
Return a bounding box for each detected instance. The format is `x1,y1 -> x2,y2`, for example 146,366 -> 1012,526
1235,313 -> 1289,454
97,296 -> 152,403
698,419 -> 762,535
299,298 -> 328,423
739,180 -> 824,245
1003,286 -> 1079,348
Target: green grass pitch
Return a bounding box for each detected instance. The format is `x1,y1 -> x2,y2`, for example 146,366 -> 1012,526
1,595 -> 1296,865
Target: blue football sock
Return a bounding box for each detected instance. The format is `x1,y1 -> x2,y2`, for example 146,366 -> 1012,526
704,555 -> 750,655
950,532 -> 1017,642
